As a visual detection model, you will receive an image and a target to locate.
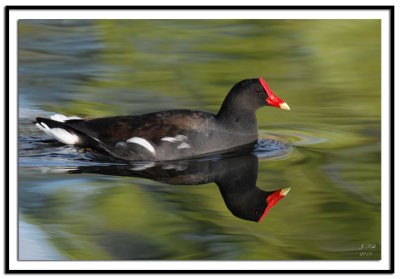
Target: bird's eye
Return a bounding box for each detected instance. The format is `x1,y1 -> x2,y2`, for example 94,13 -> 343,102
255,89 -> 260,95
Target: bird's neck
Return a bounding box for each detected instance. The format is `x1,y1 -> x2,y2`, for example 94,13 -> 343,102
216,100 -> 258,134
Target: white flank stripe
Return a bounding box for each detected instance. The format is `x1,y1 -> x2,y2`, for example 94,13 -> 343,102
177,142 -> 191,149
161,137 -> 177,142
161,135 -> 188,142
175,135 -> 188,141
127,137 -> 156,154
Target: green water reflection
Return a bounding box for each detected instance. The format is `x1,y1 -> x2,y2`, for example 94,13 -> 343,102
18,19 -> 381,260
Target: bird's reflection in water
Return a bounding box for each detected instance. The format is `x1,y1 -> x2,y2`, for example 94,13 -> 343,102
71,153 -> 290,222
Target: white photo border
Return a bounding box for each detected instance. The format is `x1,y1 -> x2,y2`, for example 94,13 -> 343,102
5,5 -> 394,273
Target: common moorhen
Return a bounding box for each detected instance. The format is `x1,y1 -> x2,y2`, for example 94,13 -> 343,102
35,78 -> 290,161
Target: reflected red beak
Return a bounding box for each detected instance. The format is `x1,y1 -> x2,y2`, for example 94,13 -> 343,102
259,77 -> 290,110
258,187 -> 290,223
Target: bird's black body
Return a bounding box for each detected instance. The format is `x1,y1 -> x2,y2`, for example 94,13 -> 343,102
35,78 -> 289,161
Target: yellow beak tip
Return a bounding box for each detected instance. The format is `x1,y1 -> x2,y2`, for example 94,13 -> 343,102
280,187 -> 291,196
280,102 -> 290,111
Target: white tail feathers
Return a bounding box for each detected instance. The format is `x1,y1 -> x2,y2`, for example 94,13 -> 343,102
50,113 -> 82,123
36,115 -> 80,145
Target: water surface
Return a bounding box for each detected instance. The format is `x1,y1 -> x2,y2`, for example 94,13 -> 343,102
18,19 -> 381,260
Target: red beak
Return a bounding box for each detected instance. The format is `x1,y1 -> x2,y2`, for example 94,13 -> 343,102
259,78 -> 290,110
258,187 -> 290,222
